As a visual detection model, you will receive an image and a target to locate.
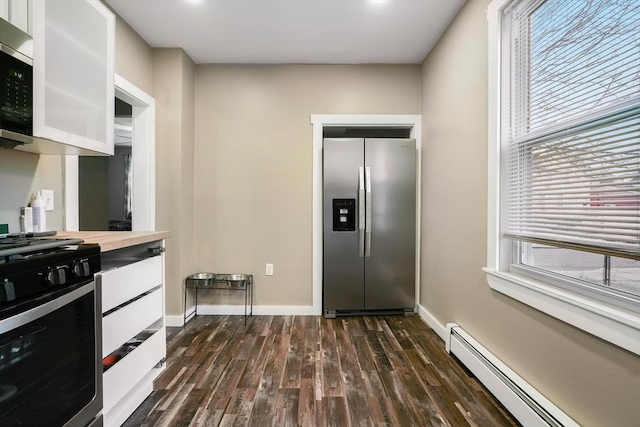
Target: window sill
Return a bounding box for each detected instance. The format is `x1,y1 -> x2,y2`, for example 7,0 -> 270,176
484,268 -> 640,355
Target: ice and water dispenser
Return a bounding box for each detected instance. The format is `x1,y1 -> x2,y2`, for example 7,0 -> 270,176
332,199 -> 356,232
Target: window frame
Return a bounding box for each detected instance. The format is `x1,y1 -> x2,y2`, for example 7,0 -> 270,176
513,243 -> 640,313
486,0 -> 640,356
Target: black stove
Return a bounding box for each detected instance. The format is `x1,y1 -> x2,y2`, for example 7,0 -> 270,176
0,234 -> 100,318
0,233 -> 103,427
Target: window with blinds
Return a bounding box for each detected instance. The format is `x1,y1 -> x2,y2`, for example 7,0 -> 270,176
500,0 -> 639,300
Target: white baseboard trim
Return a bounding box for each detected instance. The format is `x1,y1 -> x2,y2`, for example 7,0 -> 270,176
172,305 -> 445,331
166,305 -> 316,326
417,303 -> 447,341
165,306 -> 195,327
196,304 -> 316,316
165,315 -> 184,327
184,307 -> 196,323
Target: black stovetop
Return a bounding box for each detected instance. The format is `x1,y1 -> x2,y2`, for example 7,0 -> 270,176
0,234 -> 100,316
0,234 -> 84,259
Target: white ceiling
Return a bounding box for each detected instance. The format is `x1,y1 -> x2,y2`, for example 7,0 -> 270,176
105,0 -> 465,64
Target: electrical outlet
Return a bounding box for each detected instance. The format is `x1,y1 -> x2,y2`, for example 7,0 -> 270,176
266,263 -> 274,276
41,190 -> 54,211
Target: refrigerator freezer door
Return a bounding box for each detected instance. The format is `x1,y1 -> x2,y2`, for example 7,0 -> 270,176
323,138 -> 365,312
364,138 -> 416,310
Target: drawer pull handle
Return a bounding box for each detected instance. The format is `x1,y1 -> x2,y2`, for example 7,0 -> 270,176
147,246 -> 166,256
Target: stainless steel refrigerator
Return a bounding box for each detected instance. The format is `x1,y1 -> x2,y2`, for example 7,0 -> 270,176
323,138 -> 416,317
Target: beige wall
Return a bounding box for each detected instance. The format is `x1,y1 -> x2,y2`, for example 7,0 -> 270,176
0,152 -> 64,232
153,48 -> 195,316
419,1 -> 640,426
114,16 -> 153,94
78,157 -> 109,230
193,65 -> 421,307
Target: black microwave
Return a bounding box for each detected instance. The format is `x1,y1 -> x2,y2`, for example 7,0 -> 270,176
0,19 -> 33,149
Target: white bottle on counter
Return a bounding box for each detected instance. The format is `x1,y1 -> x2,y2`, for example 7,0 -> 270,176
31,191 -> 46,232
20,206 -> 33,233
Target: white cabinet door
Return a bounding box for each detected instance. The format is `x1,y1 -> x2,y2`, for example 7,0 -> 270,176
0,0 -> 31,34
32,0 -> 114,155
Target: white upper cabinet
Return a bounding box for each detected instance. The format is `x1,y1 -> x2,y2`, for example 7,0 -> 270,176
0,0 -> 32,34
32,0 -> 115,155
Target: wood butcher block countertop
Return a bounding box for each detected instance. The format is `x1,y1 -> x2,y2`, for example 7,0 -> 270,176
55,231 -> 170,252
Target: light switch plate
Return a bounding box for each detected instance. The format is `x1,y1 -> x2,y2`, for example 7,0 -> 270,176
41,190 -> 54,211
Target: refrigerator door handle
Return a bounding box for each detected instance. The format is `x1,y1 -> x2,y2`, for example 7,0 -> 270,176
365,166 -> 372,257
359,166 -> 365,257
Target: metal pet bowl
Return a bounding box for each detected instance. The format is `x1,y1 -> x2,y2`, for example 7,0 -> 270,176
185,272 -> 217,288
216,273 -> 252,288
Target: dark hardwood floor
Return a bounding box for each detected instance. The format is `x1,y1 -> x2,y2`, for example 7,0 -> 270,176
124,315 -> 520,427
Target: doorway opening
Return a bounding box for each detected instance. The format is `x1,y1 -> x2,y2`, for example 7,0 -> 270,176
79,98 -> 133,231
310,115 -> 422,315
66,74 -> 155,232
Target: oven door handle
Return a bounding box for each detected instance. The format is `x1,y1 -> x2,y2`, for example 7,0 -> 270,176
0,281 -> 95,333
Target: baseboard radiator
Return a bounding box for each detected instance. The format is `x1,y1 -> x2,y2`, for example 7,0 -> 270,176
445,324 -> 579,427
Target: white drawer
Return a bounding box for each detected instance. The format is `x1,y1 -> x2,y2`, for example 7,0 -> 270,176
102,288 -> 163,357
100,256 -> 163,314
103,327 -> 166,412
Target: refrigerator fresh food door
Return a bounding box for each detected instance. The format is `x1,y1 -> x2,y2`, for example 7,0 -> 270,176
364,138 -> 416,310
323,138 -> 365,312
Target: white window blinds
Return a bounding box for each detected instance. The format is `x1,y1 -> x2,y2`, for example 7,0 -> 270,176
501,0 -> 640,260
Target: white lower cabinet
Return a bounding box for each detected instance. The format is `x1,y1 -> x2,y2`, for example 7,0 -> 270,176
102,256 -> 163,314
103,328 -> 166,415
102,289 -> 163,357
98,242 -> 166,427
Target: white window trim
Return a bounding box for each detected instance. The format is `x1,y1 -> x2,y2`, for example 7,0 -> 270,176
485,0 -> 640,356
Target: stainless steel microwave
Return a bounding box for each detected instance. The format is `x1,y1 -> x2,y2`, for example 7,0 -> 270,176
0,19 -> 33,149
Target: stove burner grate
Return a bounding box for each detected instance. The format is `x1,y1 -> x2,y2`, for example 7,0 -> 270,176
0,237 -> 85,259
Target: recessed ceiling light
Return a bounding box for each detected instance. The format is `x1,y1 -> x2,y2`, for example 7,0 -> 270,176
185,0 -> 202,3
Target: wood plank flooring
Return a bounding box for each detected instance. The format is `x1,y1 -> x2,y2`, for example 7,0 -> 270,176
124,315 -> 520,427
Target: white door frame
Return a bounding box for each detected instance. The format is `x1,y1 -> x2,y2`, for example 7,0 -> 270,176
310,114 -> 422,315
64,74 -> 156,231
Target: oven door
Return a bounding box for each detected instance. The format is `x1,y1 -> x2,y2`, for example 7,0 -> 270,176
0,280 -> 102,427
